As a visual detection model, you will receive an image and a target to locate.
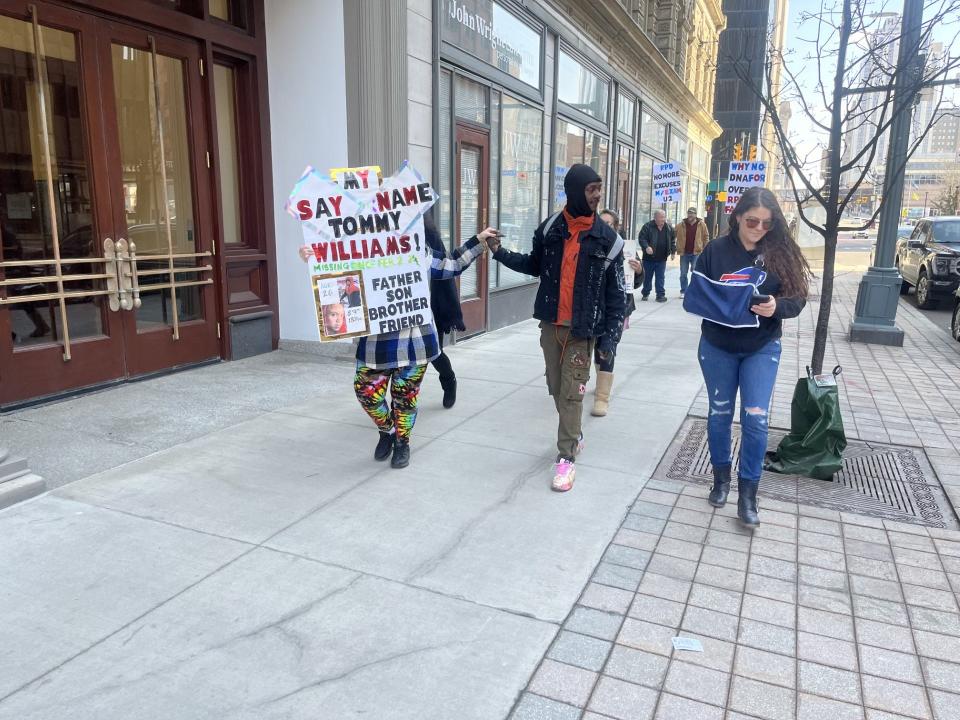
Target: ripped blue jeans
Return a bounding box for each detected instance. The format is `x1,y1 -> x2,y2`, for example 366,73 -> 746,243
698,336 -> 782,482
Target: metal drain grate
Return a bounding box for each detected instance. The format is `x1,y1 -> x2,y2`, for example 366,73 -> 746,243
656,418 -> 959,530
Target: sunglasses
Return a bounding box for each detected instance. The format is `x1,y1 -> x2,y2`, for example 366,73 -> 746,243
743,217 -> 774,230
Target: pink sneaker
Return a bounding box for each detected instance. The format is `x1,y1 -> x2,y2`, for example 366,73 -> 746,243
552,459 -> 576,492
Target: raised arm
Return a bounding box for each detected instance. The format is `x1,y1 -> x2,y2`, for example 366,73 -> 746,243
429,227 -> 496,280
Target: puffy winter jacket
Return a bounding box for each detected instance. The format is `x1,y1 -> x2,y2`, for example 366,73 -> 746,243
492,212 -> 626,354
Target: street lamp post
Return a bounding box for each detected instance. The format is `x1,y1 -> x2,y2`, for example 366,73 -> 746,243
848,0 -> 924,346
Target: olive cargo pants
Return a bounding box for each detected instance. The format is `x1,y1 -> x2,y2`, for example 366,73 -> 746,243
540,322 -> 595,461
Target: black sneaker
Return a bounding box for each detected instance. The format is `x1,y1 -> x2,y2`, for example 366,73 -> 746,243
391,440 -> 410,469
374,431 -> 394,461
641,295 -> 649,301
656,296 -> 668,303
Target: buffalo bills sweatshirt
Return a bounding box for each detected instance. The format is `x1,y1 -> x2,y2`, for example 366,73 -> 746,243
695,233 -> 806,354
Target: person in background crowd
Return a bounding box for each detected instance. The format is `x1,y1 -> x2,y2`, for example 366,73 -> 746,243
676,206 -> 709,298
483,164 -> 625,492
591,208 -> 633,417
300,225 -> 495,469
423,209 -> 464,409
693,186 -> 810,528
638,209 -> 675,303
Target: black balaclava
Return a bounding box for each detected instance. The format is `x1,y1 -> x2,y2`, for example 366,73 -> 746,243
563,163 -> 602,218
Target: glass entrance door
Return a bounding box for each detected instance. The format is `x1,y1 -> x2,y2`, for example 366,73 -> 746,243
0,3 -> 124,405
100,25 -> 218,376
0,3 -> 219,407
455,124 -> 489,336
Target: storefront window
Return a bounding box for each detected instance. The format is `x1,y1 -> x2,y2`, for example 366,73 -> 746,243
640,109 -> 667,157
455,75 -> 488,124
553,119 -> 609,208
209,0 -> 248,28
691,144 -> 710,179
557,50 -> 608,123
439,70 -> 453,248
496,94 -> 543,288
613,145 -> 634,236
671,132 -> 689,170
636,154 -> 655,228
213,64 -> 241,245
441,0 -> 541,88
617,94 -> 635,138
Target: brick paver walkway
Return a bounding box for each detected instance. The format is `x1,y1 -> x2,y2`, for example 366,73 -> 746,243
511,272 -> 960,720
512,480 -> 960,720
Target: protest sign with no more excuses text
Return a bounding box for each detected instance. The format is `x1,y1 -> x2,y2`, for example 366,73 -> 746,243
653,162 -> 682,204
287,162 -> 437,341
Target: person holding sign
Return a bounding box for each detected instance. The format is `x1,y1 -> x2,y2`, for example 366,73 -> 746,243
291,163 -> 495,470
483,164 -> 626,493
352,227 -> 495,469
684,186 -> 810,528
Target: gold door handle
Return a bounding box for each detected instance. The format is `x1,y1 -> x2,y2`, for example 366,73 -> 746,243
127,240 -> 142,309
115,239 -> 133,311
104,237 -> 121,312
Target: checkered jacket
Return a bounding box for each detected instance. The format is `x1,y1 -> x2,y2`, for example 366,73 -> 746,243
356,237 -> 485,370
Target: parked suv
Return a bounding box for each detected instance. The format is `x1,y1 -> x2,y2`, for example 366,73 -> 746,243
896,217 -> 960,309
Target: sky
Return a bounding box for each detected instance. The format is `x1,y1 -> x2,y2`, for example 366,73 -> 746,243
778,0 -> 960,182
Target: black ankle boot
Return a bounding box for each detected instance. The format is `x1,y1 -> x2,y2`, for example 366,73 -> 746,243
374,431 -> 394,461
708,465 -> 731,508
439,375 -> 457,409
391,440 -> 410,469
738,479 -> 760,528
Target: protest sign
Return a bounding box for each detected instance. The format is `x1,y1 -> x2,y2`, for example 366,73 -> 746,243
623,238 -> 638,287
653,162 -> 682,204
287,162 -> 437,341
724,161 -> 767,214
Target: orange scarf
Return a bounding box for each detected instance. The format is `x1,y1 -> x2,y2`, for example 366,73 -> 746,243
556,210 -> 595,324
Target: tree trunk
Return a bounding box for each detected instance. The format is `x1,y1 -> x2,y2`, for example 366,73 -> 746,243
811,229 -> 839,375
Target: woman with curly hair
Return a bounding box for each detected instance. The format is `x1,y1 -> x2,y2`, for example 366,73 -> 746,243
692,186 -> 811,528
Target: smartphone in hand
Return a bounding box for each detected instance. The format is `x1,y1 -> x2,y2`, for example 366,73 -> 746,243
752,294 -> 772,304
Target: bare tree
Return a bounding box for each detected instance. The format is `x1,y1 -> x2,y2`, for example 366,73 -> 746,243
931,168 -> 960,215
726,0 -> 960,373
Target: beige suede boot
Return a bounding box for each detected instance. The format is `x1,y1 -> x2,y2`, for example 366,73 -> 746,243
591,371 -> 614,416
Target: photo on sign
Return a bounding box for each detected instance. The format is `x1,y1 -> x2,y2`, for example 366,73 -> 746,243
313,272 -> 370,341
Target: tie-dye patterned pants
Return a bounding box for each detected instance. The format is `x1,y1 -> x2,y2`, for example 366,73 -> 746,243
353,364 -> 427,442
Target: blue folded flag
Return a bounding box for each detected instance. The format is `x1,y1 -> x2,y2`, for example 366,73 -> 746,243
683,266 -> 768,328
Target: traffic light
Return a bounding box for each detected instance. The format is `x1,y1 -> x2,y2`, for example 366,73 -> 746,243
733,143 -> 743,161
749,144 -> 757,161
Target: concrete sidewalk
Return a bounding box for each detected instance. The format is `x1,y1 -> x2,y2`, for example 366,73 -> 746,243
510,272 -> 960,720
0,286 -> 703,719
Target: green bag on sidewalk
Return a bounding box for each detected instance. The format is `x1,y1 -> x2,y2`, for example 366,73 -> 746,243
765,366 -> 847,480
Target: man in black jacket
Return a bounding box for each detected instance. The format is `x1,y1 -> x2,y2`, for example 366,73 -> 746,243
483,164 -> 625,493
638,209 -> 676,302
